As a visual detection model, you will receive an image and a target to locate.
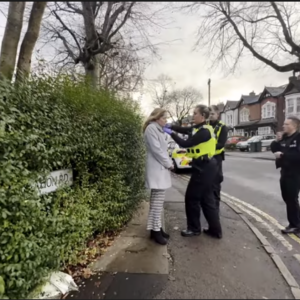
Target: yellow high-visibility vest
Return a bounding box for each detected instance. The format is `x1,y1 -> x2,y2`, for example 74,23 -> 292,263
186,125 -> 216,159
214,121 -> 225,155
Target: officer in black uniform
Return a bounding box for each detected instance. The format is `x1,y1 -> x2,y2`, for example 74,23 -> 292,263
163,104 -> 222,239
209,105 -> 228,212
271,116 -> 300,234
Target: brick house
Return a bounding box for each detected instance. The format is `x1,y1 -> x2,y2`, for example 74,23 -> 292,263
256,86 -> 286,135
234,92 -> 261,137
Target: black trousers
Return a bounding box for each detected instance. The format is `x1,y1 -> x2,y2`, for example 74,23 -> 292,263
280,173 -> 300,228
185,158 -> 222,234
212,156 -> 224,212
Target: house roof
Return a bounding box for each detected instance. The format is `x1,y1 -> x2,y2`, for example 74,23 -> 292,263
216,102 -> 225,112
265,86 -> 286,97
278,77 -> 300,96
240,92 -> 261,105
235,120 -> 259,129
258,85 -> 286,101
224,100 -> 239,110
257,118 -> 277,125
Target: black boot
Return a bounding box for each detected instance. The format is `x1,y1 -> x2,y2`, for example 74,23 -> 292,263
150,230 -> 168,245
281,226 -> 300,234
161,227 -> 170,239
203,228 -> 222,239
181,229 -> 201,237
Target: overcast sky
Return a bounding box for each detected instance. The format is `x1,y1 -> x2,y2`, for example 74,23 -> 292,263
0,2 -> 292,116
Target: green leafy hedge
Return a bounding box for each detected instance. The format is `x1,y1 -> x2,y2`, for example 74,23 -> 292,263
0,77 -> 145,299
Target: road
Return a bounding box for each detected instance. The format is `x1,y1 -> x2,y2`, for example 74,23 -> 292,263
177,155 -> 300,289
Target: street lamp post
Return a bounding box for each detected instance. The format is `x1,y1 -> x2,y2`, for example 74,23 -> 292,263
208,78 -> 211,106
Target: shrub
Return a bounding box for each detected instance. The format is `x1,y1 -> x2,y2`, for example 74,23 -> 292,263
0,76 -> 145,299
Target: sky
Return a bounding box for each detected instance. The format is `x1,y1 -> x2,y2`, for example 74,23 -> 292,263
0,2 -> 293,116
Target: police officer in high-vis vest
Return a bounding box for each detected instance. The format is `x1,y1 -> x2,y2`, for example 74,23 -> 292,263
163,104 -> 222,239
209,105 -> 228,212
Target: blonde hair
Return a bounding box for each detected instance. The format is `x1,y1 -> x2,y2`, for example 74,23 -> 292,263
143,108 -> 167,132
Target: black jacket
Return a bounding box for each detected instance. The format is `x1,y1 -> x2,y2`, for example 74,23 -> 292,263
270,132 -> 300,175
170,122 -> 212,171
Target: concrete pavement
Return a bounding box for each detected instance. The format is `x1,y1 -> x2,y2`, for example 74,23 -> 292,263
162,177 -> 293,299
67,173 -> 296,299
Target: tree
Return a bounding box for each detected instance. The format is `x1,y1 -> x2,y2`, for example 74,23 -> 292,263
185,2 -> 300,75
0,2 -> 26,81
166,87 -> 203,124
16,2 -> 47,82
149,74 -> 175,108
150,74 -> 202,124
42,2 -> 168,88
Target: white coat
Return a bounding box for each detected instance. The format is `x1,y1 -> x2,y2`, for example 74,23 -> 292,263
144,122 -> 172,190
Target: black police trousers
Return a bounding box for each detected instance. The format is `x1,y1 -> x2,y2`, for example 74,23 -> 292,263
280,173 -> 300,228
185,157 -> 222,234
212,155 -> 224,212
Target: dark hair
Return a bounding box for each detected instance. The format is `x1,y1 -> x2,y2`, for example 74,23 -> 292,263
210,105 -> 219,113
287,115 -> 300,131
195,104 -> 211,119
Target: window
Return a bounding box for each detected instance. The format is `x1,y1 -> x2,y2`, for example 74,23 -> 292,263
287,98 -> 294,114
285,95 -> 300,118
226,112 -> 233,126
261,101 -> 276,119
240,108 -> 249,122
235,129 -> 244,136
258,126 -> 272,136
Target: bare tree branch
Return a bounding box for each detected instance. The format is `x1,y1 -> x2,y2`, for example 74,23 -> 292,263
183,1 -> 300,75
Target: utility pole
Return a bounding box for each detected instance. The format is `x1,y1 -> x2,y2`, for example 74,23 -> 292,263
208,78 -> 211,106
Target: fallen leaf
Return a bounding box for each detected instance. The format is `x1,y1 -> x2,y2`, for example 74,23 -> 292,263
82,268 -> 93,279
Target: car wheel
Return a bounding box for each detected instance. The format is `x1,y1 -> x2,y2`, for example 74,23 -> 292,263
240,149 -> 246,152
172,159 -> 179,173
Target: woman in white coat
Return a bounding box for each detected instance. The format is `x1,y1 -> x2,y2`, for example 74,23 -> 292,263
143,108 -> 173,245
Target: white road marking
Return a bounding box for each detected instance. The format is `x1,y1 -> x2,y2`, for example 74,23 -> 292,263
223,197 -> 293,251
221,191 -> 285,231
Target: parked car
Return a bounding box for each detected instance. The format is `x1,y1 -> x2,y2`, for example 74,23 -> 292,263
226,136 -> 248,145
167,141 -> 192,172
236,135 -> 276,151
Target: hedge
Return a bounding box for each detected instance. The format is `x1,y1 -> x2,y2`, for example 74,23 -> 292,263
0,76 -> 146,299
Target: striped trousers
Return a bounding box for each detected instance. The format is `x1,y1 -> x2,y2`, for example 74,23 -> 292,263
147,189 -> 165,232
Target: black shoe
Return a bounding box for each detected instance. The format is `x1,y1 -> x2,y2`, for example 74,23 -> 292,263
150,230 -> 168,245
181,229 -> 201,237
161,228 -> 170,239
281,226 -> 300,234
203,229 -> 222,239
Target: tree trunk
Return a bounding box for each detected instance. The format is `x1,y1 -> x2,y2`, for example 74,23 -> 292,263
0,2 -> 26,81
81,2 -> 100,88
16,2 -> 47,82
84,55 -> 101,89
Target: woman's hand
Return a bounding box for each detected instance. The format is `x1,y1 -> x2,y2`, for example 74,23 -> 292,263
163,127 -> 172,135
168,164 -> 174,170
